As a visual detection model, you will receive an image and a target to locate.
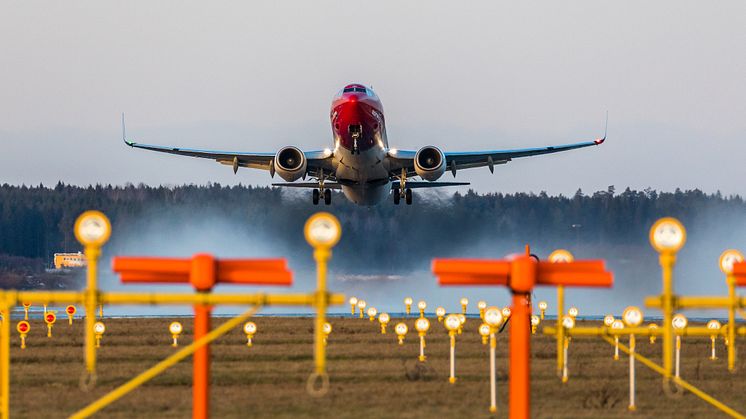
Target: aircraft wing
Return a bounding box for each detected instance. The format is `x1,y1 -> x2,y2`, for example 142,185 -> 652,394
122,115 -> 334,176
387,137 -> 604,177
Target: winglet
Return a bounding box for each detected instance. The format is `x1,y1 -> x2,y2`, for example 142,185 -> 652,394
594,111 -> 608,145
122,113 -> 134,146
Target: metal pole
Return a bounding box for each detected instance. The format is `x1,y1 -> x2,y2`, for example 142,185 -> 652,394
556,285 -> 565,376
711,336 -> 717,360
1,303 -> 10,419
728,275 -> 736,371
509,292 -> 530,419
419,335 -> 426,362
675,335 -> 681,379
615,336 -> 620,360
449,332 -> 456,384
562,337 -> 568,383
629,334 -> 636,411
193,304 -> 211,419
489,331 -> 497,414
661,253 -> 675,379
84,246 -> 99,380
314,248 -> 329,376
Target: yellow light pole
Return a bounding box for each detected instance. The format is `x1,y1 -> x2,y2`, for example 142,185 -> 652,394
538,301 -> 548,320
304,212 -> 342,394
395,322 -> 408,345
74,210 -> 112,387
719,249 -> 743,372
479,323 -> 491,345
622,306 -> 644,411
44,312 -> 57,338
16,321 -> 29,349
549,249 -> 574,377
444,314 -> 461,384
22,303 -> 30,321
457,313 -> 466,335
415,317 -> 430,362
649,217 -> 686,381
484,307 -> 504,414
612,320 -> 624,360
460,298 -> 469,315
648,323 -> 658,344
243,321 -> 257,347
707,320 -> 722,360
93,322 -> 106,348
531,315 -> 540,334
348,297 -> 358,316
477,300 -> 487,319
417,300 -> 427,318
561,315 -> 575,383
404,297 -> 413,317
169,322 -> 183,347
378,313 -> 390,334
367,307 -> 378,322
357,300 -> 367,319
436,306 -> 446,322
66,305 -> 77,326
672,314 -> 688,379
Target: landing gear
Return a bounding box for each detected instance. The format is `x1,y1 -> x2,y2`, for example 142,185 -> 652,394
312,189 -> 320,205
393,188 -> 412,205
393,190 -> 400,205
324,189 -> 332,205
405,188 -> 413,205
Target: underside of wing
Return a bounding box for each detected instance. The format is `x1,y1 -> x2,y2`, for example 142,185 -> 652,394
391,181 -> 470,189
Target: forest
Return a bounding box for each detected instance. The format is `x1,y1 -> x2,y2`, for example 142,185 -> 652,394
1,183 -> 744,280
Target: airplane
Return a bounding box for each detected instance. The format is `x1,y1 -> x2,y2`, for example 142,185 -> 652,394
123,83 -> 605,206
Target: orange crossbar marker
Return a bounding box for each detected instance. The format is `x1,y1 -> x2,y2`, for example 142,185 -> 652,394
732,262 -> 746,286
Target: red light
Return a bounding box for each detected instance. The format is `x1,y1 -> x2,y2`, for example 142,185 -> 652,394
46,314 -> 55,323
19,324 -> 28,332
67,306 -> 75,314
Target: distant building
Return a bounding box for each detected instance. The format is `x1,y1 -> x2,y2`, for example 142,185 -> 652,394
53,252 -> 86,269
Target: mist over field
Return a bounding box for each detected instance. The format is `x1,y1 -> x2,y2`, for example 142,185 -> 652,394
2,184 -> 745,317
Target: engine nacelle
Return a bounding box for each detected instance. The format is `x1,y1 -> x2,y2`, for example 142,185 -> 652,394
274,146 -> 307,182
414,146 -> 446,181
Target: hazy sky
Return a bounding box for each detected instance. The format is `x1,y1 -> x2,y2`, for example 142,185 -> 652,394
1,1 -> 745,195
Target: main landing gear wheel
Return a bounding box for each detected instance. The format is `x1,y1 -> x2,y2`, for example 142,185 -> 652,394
324,189 -> 332,205
312,189 -> 320,205
405,188 -> 413,205
393,190 -> 401,205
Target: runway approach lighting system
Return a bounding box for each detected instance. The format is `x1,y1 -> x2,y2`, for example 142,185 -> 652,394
22,303 -> 30,321
720,248 -> 744,370
44,312 -> 56,338
367,307 -> 377,322
415,317 -> 430,362
549,248 -> 574,378
460,298 -> 469,314
322,322 -> 332,346
404,297 -> 413,317
531,315 -> 540,334
477,300 -> 487,319
622,306 -> 644,411
538,301 -> 547,320
648,323 -> 658,344
395,322 -> 408,345
457,313 -> 466,334
243,322 -> 257,347
707,320 -> 721,360
169,322 -> 183,347
433,246 -> 612,418
93,322 -> 105,348
378,313 -> 390,334
444,314 -> 461,384
479,323 -> 491,345
348,297 -> 358,316
17,321 -> 29,349
436,307 -> 446,322
568,306 -> 578,318
66,305 -> 76,326
672,314 -> 688,379
560,315 -> 575,383
417,300 -> 427,318
604,315 -> 614,327
357,300 -> 367,319
484,307 -> 504,413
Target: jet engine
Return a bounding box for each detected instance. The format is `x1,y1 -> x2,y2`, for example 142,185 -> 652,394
414,146 -> 446,181
274,146 -> 307,182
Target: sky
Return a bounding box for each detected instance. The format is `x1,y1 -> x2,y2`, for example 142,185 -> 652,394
1,1 -> 745,196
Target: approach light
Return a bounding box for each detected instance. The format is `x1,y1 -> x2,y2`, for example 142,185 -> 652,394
648,323 -> 658,344
445,314 -> 461,332
548,249 -> 574,263
378,313 -> 390,334
611,319 -> 624,360
672,314 -> 688,330
568,306 -> 578,318
457,313 -> 466,334
417,300 -> 427,317
719,249 -> 744,275
404,297 -> 413,316
367,307 -> 378,322
460,298 -> 469,314
484,307 -> 503,328
479,323 -> 491,345
604,315 -> 615,327
622,306 -> 643,327
477,301 -> 487,319
243,321 -> 257,347
444,314 -> 461,384
502,307 -> 512,319
93,321 -> 106,348
349,297 -> 358,316
531,315 -> 540,334
169,321 -> 183,347
672,314 -> 688,378
74,211 -> 112,247
538,301 -> 548,320
395,322 -> 408,345
561,315 -> 575,330
322,322 -> 332,346
707,320 -> 722,360
415,317 -> 431,362
649,217 -> 686,254
357,299 -> 367,319
44,312 -> 56,338
304,212 -> 342,248
436,306 -> 446,322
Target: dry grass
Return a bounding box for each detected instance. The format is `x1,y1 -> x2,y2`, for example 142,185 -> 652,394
7,317 -> 746,418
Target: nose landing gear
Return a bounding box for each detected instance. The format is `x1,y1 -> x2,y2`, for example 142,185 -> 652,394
312,170 -> 332,206
393,168 -> 413,206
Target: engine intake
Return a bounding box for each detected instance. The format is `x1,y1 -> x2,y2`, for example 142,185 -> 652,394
274,146 -> 307,182
414,146 -> 446,181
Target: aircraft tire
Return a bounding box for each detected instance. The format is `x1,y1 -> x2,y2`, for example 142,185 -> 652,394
324,189 -> 332,205
393,191 -> 400,205
312,189 -> 320,205
405,188 -> 413,205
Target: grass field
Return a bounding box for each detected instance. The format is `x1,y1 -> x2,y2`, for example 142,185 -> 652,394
7,315 -> 746,418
